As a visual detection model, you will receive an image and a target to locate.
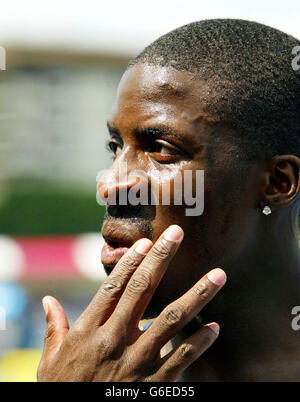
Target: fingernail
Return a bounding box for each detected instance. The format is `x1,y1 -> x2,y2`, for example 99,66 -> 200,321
207,268 -> 226,285
164,225 -> 184,241
42,297 -> 49,315
207,322 -> 220,335
135,238 -> 152,255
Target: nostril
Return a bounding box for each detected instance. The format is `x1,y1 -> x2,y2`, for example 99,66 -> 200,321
107,204 -> 142,218
106,239 -> 119,248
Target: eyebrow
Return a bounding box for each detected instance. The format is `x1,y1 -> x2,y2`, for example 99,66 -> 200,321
107,122 -> 120,137
134,126 -> 184,140
107,122 -> 186,141
106,122 -> 200,152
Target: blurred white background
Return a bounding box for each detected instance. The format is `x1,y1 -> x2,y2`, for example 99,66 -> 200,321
0,0 -> 299,56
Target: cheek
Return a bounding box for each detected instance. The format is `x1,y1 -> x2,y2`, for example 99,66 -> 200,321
190,186 -> 257,267
148,164 -> 255,263
147,168 -> 195,239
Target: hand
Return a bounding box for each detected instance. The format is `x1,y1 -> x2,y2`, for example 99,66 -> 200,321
37,225 -> 226,382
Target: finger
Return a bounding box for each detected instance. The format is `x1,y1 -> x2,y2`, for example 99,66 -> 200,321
111,225 -> 184,329
139,268 -> 226,358
79,238 -> 153,327
153,322 -> 219,381
37,296 -> 69,378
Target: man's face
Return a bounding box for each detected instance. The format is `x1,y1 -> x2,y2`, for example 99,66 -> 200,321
100,63 -> 261,317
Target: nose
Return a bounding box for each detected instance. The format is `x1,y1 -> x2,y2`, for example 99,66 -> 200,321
97,161 -> 150,206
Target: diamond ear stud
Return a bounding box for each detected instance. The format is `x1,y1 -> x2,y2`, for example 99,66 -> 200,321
262,205 -> 272,215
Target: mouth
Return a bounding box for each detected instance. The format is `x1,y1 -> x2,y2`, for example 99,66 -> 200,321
101,220 -> 151,275
101,241 -> 130,275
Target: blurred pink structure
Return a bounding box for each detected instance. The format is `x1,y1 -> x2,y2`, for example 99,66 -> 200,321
0,234 -> 106,281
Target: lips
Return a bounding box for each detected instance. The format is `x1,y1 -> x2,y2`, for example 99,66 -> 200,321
101,220 -> 148,274
101,241 -> 130,272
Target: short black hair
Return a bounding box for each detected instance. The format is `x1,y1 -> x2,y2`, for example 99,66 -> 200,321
129,19 -> 300,164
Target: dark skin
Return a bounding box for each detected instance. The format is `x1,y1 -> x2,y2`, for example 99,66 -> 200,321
38,63 -> 300,381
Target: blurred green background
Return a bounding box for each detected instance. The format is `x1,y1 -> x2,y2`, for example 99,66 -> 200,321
0,44 -> 128,382
0,179 -> 105,235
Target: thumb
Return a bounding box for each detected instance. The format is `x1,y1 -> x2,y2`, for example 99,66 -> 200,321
38,295 -> 69,379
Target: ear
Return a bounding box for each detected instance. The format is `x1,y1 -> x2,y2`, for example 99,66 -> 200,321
260,155 -> 300,210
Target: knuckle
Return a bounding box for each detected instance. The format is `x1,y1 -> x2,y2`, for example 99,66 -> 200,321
44,322 -> 56,343
161,305 -> 186,328
97,336 -> 117,358
150,239 -> 171,261
100,275 -> 123,296
126,271 -> 152,297
120,251 -> 143,270
192,280 -> 211,300
96,326 -> 125,358
179,343 -> 197,361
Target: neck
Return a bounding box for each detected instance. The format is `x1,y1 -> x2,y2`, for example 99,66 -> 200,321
178,210 -> 300,381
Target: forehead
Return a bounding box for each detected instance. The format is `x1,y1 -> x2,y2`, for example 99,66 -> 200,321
109,63 -> 214,131
117,64 -> 193,100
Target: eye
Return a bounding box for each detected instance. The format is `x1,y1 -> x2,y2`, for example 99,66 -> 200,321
154,140 -> 180,155
106,139 -> 122,158
151,139 -> 181,159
